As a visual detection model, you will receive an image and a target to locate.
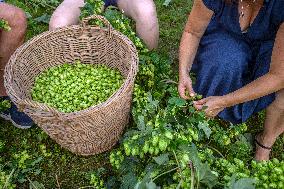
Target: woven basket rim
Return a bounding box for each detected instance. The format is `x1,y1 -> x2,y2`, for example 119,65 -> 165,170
5,23 -> 138,119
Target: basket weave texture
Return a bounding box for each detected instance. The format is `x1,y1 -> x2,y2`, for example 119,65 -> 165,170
4,15 -> 139,156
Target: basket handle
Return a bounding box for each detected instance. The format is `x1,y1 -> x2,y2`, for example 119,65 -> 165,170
82,15 -> 113,38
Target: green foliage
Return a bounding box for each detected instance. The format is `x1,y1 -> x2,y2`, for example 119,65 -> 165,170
1,0 -> 284,188
163,0 -> 173,6
80,0 -> 105,17
29,180 -> 45,189
251,159 -> 284,188
0,19 -> 11,31
90,173 -> 106,189
31,62 -> 123,113
0,100 -> 11,112
225,176 -> 255,189
0,132 -> 45,187
0,167 -> 15,189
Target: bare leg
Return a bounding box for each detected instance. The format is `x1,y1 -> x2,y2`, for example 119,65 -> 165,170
0,3 -> 27,96
50,0 -> 159,49
117,0 -> 159,50
49,0 -> 85,30
255,89 -> 284,161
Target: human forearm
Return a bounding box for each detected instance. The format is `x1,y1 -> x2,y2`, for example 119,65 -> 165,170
178,0 -> 213,99
179,0 -> 213,77
223,23 -> 284,108
223,73 -> 284,108
179,32 -> 201,76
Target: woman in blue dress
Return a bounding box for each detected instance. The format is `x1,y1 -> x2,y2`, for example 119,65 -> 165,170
178,0 -> 284,161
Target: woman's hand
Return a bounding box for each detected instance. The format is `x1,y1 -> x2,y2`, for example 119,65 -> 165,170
178,74 -> 195,99
193,96 -> 227,117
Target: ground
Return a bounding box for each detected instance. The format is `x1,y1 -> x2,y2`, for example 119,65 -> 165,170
1,0 -> 283,188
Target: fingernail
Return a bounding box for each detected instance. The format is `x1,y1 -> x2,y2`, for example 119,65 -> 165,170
190,93 -> 194,97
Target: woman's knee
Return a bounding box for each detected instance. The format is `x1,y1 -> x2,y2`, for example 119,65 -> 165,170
204,51 -> 248,77
131,0 -> 157,23
198,32 -> 250,78
49,0 -> 84,30
193,49 -> 248,96
49,16 -> 70,30
223,55 -> 247,76
0,4 -> 27,34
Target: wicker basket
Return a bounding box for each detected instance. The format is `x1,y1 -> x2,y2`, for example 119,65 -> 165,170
4,15 -> 139,156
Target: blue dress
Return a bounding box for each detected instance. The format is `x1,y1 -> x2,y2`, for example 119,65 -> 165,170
192,0 -> 284,124
104,0 -> 118,7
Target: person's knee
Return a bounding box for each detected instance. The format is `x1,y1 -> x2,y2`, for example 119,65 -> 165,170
49,15 -> 70,30
206,57 -> 245,79
132,0 -> 157,23
215,50 -> 248,77
198,33 -> 249,78
49,0 -> 84,30
14,8 -> 27,33
133,0 -> 158,49
2,5 -> 27,34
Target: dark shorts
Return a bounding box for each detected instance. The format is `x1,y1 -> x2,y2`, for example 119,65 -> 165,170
104,0 -> 117,7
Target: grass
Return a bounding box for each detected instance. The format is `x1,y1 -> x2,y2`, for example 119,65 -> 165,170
1,0 -> 282,188
156,0 -> 192,57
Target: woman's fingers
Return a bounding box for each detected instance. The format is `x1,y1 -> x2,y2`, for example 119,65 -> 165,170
178,77 -> 194,100
194,98 -> 206,105
193,97 -> 209,110
205,108 -> 219,117
186,82 -> 195,97
193,96 -> 224,117
193,103 -> 203,110
178,84 -> 189,100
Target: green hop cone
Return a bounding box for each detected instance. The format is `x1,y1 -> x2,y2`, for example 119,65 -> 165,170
158,139 -> 168,151
149,146 -> 154,155
165,131 -> 173,140
152,135 -> 159,146
143,142 -> 149,153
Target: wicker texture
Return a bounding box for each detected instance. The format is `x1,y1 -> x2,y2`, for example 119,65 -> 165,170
4,15 -> 139,156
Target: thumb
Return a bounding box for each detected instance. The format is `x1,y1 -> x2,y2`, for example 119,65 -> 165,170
178,83 -> 189,100
194,104 -> 204,110
186,83 -> 195,97
194,98 -> 207,105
